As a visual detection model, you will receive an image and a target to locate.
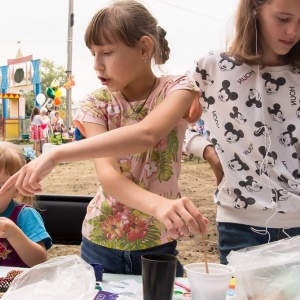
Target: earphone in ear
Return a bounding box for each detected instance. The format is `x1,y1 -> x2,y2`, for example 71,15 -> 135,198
253,9 -> 257,16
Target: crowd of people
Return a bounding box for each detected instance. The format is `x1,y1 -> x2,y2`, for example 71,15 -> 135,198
29,106 -> 83,156
0,0 -> 299,277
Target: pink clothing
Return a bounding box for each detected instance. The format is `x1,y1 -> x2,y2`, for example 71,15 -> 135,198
30,115 -> 45,141
41,115 -> 51,138
30,125 -> 44,141
73,75 -> 200,251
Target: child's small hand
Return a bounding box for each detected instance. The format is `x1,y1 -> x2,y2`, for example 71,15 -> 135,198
153,197 -> 209,236
0,217 -> 18,238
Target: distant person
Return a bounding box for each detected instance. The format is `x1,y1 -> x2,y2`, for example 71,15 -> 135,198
49,106 -> 59,125
1,0 -> 208,276
68,125 -> 75,140
0,142 -> 52,267
30,106 -> 47,156
62,127 -> 70,139
40,107 -> 51,151
51,111 -> 64,133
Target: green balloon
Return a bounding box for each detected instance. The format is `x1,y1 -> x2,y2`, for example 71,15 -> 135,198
46,87 -> 55,99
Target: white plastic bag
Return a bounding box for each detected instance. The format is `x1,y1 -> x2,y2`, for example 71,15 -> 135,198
227,236 -> 300,300
2,255 -> 96,300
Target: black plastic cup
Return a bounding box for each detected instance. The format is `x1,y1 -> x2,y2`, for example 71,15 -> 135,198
141,253 -> 177,300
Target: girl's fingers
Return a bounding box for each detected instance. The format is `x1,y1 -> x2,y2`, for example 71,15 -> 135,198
0,173 -> 18,193
182,200 -> 208,234
19,172 -> 42,196
171,213 -> 190,236
164,218 -> 177,234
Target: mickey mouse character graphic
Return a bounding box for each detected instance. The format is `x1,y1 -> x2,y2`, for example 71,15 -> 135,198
233,188 -> 256,209
230,106 -> 247,124
196,68 -> 214,86
268,103 -> 285,123
218,80 -> 238,103
218,53 -> 243,71
224,122 -> 244,144
279,124 -> 298,147
262,73 -> 286,95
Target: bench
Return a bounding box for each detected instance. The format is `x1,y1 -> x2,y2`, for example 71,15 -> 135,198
36,194 -> 92,245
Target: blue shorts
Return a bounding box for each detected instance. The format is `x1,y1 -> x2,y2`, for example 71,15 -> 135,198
81,237 -> 184,276
218,222 -> 300,264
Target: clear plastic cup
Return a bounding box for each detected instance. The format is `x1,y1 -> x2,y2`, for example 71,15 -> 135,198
184,262 -> 235,300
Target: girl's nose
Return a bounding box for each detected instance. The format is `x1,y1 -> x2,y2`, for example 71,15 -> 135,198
93,56 -> 104,71
286,22 -> 300,37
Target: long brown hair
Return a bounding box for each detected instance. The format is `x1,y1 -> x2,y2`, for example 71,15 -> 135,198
227,0 -> 300,67
30,106 -> 41,122
84,0 -> 170,65
0,142 -> 34,206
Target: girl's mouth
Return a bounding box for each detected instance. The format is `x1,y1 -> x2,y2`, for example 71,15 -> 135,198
98,76 -> 110,85
279,39 -> 294,47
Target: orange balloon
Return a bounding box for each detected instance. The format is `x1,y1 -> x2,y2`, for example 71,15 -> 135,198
53,97 -> 61,106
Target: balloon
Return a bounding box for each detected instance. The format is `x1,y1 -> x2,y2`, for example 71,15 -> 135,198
53,97 -> 61,106
36,93 -> 46,105
55,88 -> 62,98
50,79 -> 60,88
46,87 -> 55,99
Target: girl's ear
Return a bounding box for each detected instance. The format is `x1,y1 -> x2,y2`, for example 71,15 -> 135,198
139,36 -> 153,60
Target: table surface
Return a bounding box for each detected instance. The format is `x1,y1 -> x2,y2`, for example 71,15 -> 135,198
0,267 -> 235,299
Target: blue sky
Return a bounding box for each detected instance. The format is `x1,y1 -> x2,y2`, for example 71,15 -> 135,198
0,0 -> 239,101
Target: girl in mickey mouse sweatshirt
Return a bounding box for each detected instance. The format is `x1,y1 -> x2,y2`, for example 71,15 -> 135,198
184,0 -> 300,264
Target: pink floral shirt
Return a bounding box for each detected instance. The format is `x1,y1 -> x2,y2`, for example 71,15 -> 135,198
73,75 -> 200,250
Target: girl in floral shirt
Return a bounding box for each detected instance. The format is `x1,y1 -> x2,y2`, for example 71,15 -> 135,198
1,0 -> 208,276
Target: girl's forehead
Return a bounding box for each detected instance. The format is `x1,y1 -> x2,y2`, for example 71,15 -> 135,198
265,0 -> 300,13
0,169 -> 9,182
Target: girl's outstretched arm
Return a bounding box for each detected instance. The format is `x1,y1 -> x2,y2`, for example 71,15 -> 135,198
0,89 -> 198,195
87,120 -> 208,236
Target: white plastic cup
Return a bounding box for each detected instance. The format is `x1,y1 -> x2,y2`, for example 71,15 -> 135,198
184,262 -> 235,300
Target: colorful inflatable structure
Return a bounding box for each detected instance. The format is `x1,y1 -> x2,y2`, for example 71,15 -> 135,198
0,48 -> 41,140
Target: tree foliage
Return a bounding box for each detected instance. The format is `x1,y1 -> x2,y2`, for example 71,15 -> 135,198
22,59 -> 67,116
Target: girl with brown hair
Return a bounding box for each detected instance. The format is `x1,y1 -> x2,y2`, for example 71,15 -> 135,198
185,0 -> 300,264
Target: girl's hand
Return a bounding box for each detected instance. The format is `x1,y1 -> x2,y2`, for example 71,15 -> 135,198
153,197 -> 209,236
0,217 -> 18,238
203,145 -> 224,185
0,151 -> 58,196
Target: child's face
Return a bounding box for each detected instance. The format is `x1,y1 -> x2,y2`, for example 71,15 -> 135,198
90,38 -> 146,93
0,169 -> 17,213
258,0 -> 300,65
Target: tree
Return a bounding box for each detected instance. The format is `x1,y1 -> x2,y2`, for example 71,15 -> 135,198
22,59 -> 67,116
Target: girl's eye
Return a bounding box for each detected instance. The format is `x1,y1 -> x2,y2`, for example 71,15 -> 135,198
278,17 -> 289,23
103,52 -> 112,56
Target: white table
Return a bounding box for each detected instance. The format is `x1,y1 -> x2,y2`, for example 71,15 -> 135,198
0,267 -> 235,299
0,267 -> 27,277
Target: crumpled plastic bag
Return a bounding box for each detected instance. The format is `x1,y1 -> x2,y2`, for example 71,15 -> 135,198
227,236 -> 300,300
2,255 -> 96,300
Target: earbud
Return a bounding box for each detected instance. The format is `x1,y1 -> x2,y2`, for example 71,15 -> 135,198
253,9 -> 257,16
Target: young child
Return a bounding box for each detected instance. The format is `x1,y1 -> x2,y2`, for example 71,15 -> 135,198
184,0 -> 300,264
1,0 -> 208,275
0,142 -> 52,267
30,106 -> 47,156
40,107 -> 51,152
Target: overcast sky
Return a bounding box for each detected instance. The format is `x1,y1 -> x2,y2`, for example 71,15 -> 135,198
0,0 -> 239,101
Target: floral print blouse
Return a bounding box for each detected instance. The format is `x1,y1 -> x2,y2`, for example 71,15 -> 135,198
73,75 -> 200,251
